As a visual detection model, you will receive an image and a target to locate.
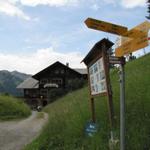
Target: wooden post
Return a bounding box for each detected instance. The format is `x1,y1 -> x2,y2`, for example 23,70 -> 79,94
102,43 -> 114,129
120,59 -> 125,150
91,97 -> 96,123
87,63 -> 96,123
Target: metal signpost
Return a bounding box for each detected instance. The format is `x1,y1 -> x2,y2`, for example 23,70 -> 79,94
84,17 -> 150,150
109,56 -> 126,150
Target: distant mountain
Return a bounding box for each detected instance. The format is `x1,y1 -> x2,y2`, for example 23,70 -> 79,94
11,71 -> 31,80
0,70 -> 31,96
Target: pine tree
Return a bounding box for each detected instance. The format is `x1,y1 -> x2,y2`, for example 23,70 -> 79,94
146,0 -> 150,19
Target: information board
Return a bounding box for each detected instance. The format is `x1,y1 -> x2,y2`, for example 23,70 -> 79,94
89,57 -> 107,95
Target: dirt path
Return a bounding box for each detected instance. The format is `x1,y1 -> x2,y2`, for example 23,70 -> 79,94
0,111 -> 48,150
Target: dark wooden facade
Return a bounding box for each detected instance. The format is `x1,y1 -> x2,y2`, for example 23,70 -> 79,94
24,89 -> 39,108
18,61 -> 87,108
33,61 -> 83,88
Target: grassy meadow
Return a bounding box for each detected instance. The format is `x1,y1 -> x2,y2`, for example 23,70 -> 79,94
25,54 -> 150,150
0,95 -> 31,120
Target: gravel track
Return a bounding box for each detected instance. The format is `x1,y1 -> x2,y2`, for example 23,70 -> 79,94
0,111 -> 48,150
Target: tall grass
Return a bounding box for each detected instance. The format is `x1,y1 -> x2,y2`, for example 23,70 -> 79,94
25,54 -> 150,150
0,95 -> 31,120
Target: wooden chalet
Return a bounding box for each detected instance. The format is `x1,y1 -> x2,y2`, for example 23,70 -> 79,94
17,61 -> 87,108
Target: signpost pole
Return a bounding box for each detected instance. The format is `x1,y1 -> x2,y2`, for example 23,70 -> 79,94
102,44 -> 114,129
120,59 -> 125,150
91,97 -> 96,123
102,43 -> 115,145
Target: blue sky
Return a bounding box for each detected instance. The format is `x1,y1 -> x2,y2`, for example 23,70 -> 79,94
0,0 -> 148,74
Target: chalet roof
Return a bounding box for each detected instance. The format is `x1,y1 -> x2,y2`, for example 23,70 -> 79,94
17,77 -> 39,89
82,38 -> 114,66
74,68 -> 87,75
17,62 -> 87,89
33,61 -> 83,79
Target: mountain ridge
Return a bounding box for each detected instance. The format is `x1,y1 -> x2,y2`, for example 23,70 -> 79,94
0,70 -> 31,96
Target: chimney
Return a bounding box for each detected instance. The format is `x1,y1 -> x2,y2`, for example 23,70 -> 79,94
66,62 -> 69,67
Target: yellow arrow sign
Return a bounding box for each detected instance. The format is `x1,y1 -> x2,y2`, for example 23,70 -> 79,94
115,34 -> 148,57
122,21 -> 150,37
84,18 -> 150,57
85,18 -> 128,36
121,21 -> 150,45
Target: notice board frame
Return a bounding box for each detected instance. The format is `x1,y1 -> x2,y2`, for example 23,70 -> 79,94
82,38 -> 114,127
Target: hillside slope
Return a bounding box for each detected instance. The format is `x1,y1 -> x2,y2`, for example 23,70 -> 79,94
0,70 -> 31,96
25,54 -> 150,150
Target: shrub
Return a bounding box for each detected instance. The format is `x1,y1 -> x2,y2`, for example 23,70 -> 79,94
47,79 -> 86,103
66,78 -> 85,91
48,88 -> 67,102
0,95 -> 31,120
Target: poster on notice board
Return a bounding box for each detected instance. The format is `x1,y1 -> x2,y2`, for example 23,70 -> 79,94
89,57 -> 107,95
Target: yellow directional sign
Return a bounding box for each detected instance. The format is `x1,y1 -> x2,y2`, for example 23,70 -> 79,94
84,18 -> 150,57
115,34 -> 148,57
85,18 -> 128,36
121,21 -> 150,45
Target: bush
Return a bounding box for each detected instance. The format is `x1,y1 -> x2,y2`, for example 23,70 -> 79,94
66,78 -> 85,91
47,79 -> 86,103
0,95 -> 31,120
48,88 -> 67,102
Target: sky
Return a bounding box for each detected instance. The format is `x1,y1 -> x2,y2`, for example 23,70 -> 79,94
0,0 -> 148,74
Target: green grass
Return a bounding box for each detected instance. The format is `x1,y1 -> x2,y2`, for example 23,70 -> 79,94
0,95 -> 31,120
36,112 -> 45,119
24,54 -> 150,150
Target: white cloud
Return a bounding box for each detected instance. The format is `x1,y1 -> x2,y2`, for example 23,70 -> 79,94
101,0 -> 145,8
12,0 -> 79,7
91,4 -> 100,11
0,47 -> 85,74
0,0 -> 30,20
121,0 -> 146,8
3,0 -> 145,10
102,0 -> 116,4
